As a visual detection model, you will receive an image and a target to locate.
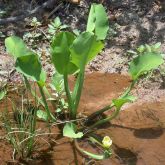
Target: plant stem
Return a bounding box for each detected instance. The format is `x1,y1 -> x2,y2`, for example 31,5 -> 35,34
64,73 -> 73,118
87,80 -> 137,132
23,76 -> 44,107
63,71 -> 84,120
72,140 -> 79,165
27,86 -> 37,156
86,107 -> 120,133
38,84 -> 55,122
121,80 -> 136,97
43,86 -> 57,110
74,139 -> 106,160
72,71 -> 84,119
84,105 -> 114,125
85,80 -> 136,125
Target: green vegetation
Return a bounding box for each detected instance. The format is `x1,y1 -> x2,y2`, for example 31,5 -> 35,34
48,17 -> 69,38
2,3 -> 164,162
3,92 -> 38,158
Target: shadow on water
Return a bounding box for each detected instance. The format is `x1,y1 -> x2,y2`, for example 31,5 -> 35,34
114,145 -> 138,165
110,123 -> 164,139
133,127 -> 164,139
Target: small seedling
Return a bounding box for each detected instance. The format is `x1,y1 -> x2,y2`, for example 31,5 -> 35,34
30,17 -> 42,28
49,72 -> 68,117
127,42 -> 164,57
127,43 -> 165,81
48,17 -> 69,39
23,17 -> 43,48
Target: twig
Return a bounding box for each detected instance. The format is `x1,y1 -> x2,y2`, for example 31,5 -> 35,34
51,117 -> 86,126
19,132 -> 59,146
47,3 -> 63,19
37,28 -> 49,40
12,149 -> 16,160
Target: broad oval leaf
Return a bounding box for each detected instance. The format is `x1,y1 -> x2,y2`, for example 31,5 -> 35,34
15,54 -> 42,82
129,52 -> 164,80
70,32 -> 104,71
63,123 -> 83,139
51,32 -> 77,74
87,4 -> 109,40
5,36 -> 32,58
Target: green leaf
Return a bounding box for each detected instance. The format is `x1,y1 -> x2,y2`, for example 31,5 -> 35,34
15,54 -> 42,82
73,29 -> 80,36
87,4 -> 95,33
94,4 -> 109,40
38,69 -> 46,87
37,110 -> 48,121
60,24 -> 69,29
5,36 -> 32,58
127,50 -> 137,55
112,95 -> 136,109
153,42 -> 161,50
70,32 -> 104,71
137,45 -> 145,53
66,62 -> 79,74
129,52 -> 164,80
54,17 -> 61,27
145,44 -> 152,52
56,108 -> 61,113
87,4 -> 109,40
51,32 -> 77,74
0,90 -> 6,101
51,71 -> 64,93
63,123 -> 83,139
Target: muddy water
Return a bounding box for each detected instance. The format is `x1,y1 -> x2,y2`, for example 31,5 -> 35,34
0,73 -> 165,165
99,100 -> 165,165
78,73 -> 131,115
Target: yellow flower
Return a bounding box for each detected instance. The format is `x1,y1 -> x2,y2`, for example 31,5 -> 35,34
102,136 -> 112,149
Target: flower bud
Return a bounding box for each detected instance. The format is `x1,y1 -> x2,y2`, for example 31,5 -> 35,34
102,136 -> 112,149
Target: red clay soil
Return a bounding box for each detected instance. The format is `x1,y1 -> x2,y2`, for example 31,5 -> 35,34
0,73 -> 165,165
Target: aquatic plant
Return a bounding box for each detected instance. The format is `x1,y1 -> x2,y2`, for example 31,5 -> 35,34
4,3 -> 164,161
